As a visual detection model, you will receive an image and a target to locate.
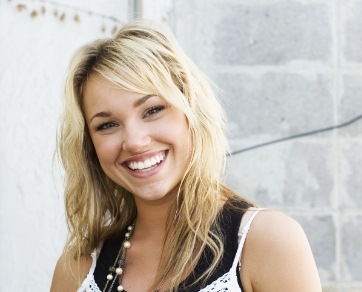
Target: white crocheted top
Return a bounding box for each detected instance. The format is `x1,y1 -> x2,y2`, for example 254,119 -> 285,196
78,209 -> 261,292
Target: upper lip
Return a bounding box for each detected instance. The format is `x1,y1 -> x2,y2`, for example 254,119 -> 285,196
122,150 -> 167,164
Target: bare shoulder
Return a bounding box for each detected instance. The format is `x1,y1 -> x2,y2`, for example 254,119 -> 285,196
50,253 -> 92,292
240,209 -> 322,292
249,209 -> 307,244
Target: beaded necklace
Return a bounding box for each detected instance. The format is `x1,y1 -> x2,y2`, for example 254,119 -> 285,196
102,223 -> 167,292
103,224 -> 134,292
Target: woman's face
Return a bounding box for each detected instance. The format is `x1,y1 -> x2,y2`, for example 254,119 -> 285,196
83,74 -> 192,204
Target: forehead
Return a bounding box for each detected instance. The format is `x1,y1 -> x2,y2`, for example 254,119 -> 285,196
83,74 -> 134,106
83,75 -> 165,117
84,73 -> 154,101
83,75 -> 130,114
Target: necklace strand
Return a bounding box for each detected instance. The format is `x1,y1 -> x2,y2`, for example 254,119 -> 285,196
103,223 -> 167,292
103,224 -> 134,292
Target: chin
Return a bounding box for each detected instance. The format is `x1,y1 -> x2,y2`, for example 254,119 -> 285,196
133,187 -> 177,202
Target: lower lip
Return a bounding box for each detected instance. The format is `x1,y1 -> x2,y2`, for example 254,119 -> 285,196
123,153 -> 167,178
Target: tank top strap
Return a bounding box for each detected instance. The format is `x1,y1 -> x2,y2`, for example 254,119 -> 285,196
89,243 -> 103,275
89,250 -> 98,275
231,208 -> 264,270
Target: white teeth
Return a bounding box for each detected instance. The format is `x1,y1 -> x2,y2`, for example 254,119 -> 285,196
144,159 -> 152,168
127,153 -> 165,170
137,161 -> 143,169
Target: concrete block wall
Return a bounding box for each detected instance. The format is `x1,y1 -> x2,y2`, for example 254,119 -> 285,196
0,0 -> 361,291
155,0 -> 362,291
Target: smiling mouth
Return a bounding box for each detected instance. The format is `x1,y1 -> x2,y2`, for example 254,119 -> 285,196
126,152 -> 166,171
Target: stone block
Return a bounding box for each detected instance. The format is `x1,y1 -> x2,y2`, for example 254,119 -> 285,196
341,0 -> 362,63
341,215 -> 362,281
283,141 -> 334,208
343,288 -> 362,292
173,1 -> 333,67
292,214 -> 336,281
226,141 -> 290,207
321,287 -> 338,292
226,139 -> 334,209
214,1 -> 332,65
172,0 -> 221,67
216,72 -> 334,139
338,74 -> 362,137
340,141 -> 362,207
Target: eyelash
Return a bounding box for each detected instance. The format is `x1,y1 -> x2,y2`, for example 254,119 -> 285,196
143,105 -> 165,118
96,122 -> 118,131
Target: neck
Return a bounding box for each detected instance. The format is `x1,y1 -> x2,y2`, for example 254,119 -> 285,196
133,196 -> 177,239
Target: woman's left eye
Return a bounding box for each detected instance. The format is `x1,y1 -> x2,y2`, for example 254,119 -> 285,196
144,105 -> 165,118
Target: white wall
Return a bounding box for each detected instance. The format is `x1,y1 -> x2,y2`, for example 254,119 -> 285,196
0,1 -> 129,290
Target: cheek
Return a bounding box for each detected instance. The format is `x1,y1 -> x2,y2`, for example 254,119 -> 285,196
160,116 -> 188,139
166,117 -> 192,155
92,136 -> 121,163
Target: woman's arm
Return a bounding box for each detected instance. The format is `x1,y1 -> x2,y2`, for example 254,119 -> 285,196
50,254 -> 92,292
240,210 -> 322,292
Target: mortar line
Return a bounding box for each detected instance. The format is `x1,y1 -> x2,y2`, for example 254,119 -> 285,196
333,0 -> 342,290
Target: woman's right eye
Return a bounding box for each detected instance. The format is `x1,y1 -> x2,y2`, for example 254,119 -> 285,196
96,122 -> 118,131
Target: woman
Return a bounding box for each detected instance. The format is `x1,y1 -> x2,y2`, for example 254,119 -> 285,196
51,20 -> 321,292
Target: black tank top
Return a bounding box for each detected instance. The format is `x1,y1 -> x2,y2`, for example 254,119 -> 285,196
94,199 -> 249,291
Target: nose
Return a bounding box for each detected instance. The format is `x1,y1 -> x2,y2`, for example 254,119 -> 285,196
121,122 -> 151,153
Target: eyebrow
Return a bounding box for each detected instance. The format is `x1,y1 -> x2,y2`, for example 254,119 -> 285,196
88,94 -> 155,124
88,111 -> 111,124
133,94 -> 155,107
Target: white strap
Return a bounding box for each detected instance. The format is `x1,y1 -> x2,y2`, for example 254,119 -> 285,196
88,249 -> 98,275
231,208 -> 263,269
88,243 -> 103,275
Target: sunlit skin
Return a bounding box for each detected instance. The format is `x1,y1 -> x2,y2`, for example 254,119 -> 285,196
83,74 -> 192,208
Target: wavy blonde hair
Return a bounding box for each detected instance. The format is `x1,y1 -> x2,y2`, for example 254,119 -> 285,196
59,19 -> 253,290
